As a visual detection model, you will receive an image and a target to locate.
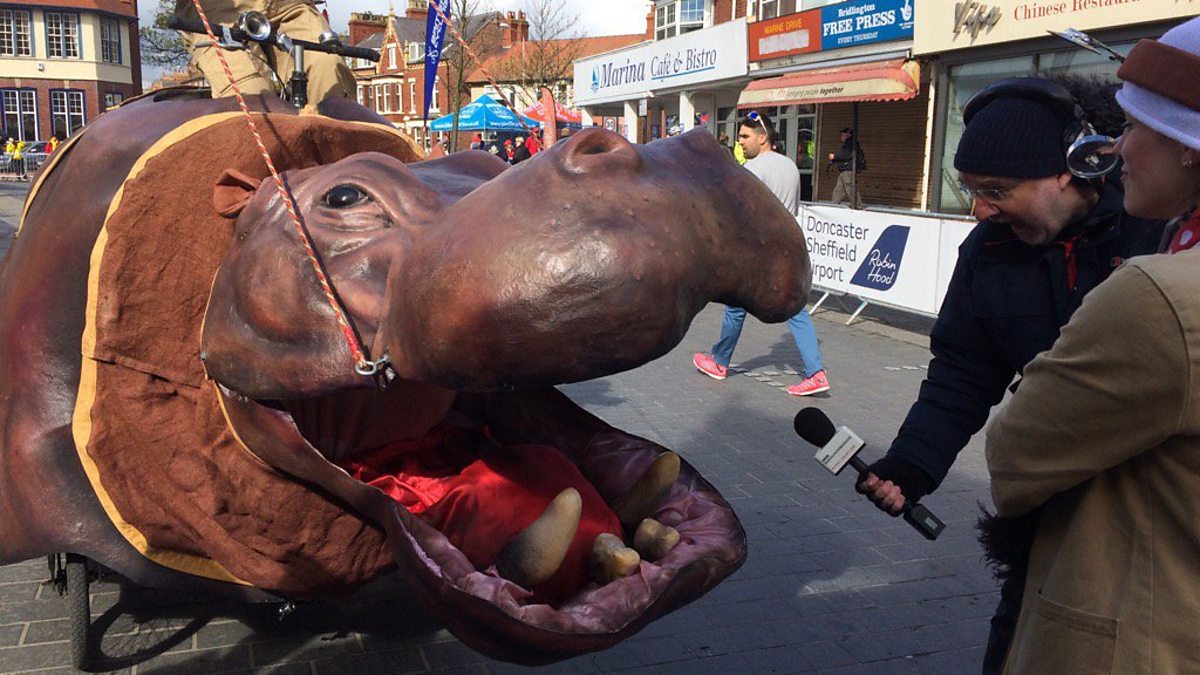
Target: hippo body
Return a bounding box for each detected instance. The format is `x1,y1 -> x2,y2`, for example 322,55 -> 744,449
0,91 -> 811,663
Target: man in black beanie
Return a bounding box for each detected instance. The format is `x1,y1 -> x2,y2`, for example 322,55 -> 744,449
853,78 -> 1164,674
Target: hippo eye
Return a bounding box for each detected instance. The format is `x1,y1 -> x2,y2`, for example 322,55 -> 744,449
323,185 -> 370,208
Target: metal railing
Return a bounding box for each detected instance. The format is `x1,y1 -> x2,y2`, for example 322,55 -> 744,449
0,155 -> 49,181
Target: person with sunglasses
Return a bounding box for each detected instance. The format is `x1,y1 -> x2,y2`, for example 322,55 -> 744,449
693,111 -> 831,397
985,17 -> 1200,671
854,78 -> 1163,674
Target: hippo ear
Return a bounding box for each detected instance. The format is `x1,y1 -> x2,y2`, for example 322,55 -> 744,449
213,169 -> 263,219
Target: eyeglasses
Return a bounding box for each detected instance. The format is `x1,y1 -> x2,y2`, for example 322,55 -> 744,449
747,110 -> 769,134
957,180 -> 1013,203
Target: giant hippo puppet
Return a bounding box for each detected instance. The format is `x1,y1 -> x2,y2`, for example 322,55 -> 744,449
0,90 -> 811,664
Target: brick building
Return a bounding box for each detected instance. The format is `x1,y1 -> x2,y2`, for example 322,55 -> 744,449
348,1 -> 508,152
574,0 -> 751,144
0,0 -> 141,141
466,27 -> 643,118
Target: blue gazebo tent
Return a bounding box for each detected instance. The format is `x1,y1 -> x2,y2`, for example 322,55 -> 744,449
429,94 -> 542,132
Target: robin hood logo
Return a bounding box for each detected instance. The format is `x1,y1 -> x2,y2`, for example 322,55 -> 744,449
850,225 -> 909,291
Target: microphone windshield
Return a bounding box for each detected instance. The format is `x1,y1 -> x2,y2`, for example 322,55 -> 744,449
794,407 -> 837,446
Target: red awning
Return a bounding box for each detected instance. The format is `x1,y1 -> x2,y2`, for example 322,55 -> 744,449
738,59 -> 920,108
522,100 -> 583,125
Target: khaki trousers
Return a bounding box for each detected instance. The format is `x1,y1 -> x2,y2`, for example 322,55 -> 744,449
176,0 -> 355,103
831,170 -> 863,208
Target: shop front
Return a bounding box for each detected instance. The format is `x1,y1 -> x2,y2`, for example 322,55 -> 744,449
915,0 -> 1200,214
742,0 -> 927,208
573,19 -> 749,145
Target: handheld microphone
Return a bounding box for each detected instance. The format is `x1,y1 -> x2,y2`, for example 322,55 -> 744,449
794,407 -> 945,541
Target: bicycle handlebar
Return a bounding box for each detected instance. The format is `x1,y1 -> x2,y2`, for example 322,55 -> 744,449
292,38 -> 380,62
168,17 -> 380,62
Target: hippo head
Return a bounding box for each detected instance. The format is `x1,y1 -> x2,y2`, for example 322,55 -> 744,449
198,128 -> 809,663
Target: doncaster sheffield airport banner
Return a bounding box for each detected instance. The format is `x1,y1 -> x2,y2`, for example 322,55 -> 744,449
797,205 -> 973,316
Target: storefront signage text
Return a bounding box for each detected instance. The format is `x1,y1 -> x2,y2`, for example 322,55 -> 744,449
574,19 -> 748,106
750,0 -> 914,63
953,2 -> 1001,39
820,0 -> 915,51
749,9 -> 822,61
914,0 -> 1196,55
1012,0 -> 1148,21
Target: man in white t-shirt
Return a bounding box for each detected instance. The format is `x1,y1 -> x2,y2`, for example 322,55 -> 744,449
693,111 -> 830,396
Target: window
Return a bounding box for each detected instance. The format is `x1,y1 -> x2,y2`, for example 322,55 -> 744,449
934,43 -> 1137,213
655,3 -> 676,40
0,9 -> 32,57
358,85 -> 367,106
408,42 -> 424,63
100,17 -> 122,64
1,89 -> 38,140
431,77 -> 440,112
45,12 -> 80,59
937,56 -> 1036,213
679,0 -> 705,32
51,90 -> 86,137
758,0 -> 797,20
408,80 -> 416,114
656,0 -> 709,40
103,92 -> 124,110
374,84 -> 385,112
388,45 -> 397,69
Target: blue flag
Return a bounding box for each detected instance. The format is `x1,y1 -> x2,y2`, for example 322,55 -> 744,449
423,0 -> 451,121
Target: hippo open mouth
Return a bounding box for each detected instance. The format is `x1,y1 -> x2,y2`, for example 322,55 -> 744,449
191,129 -> 810,663
0,98 -> 808,666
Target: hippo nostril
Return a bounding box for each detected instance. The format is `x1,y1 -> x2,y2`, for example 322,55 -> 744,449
577,140 -> 610,156
561,129 -> 641,174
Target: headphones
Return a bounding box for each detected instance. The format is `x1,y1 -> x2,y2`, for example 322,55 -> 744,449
962,77 -> 1118,179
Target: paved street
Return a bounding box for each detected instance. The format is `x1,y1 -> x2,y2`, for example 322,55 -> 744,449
0,182 -> 997,674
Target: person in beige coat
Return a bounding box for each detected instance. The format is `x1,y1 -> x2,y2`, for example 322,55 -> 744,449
986,16 -> 1200,673
174,0 -> 355,103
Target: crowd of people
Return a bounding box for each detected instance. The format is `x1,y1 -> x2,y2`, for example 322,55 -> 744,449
1,135 -> 60,179
471,132 -> 545,165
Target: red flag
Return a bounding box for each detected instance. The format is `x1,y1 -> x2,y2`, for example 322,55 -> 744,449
541,87 -> 558,146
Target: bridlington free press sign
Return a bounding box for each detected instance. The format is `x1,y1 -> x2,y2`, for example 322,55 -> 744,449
574,19 -> 749,106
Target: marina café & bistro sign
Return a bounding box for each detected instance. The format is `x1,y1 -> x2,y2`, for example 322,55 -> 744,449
573,19 -> 749,106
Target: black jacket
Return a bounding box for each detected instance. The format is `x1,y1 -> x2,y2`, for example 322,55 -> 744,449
511,144 -> 532,164
877,183 -> 1165,496
831,137 -> 865,172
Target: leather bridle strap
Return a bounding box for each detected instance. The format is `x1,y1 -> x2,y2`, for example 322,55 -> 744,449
187,0 -> 383,376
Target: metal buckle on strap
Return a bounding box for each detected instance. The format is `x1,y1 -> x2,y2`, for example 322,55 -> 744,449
354,354 -> 392,377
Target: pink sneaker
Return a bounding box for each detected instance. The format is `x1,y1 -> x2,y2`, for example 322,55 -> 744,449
788,370 -> 830,396
693,353 -> 727,380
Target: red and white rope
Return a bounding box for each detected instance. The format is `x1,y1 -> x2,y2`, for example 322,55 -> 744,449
188,0 -> 373,374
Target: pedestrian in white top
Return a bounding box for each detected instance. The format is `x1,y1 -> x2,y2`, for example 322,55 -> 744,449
693,111 -> 830,397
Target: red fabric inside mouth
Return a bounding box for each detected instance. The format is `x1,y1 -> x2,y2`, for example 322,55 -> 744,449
337,424 -> 622,604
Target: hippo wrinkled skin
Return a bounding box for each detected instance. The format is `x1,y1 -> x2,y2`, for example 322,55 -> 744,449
0,92 -> 810,664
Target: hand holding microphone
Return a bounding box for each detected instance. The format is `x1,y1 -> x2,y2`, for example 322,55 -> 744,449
794,407 -> 945,541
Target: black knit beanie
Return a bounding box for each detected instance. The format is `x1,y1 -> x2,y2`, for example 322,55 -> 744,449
954,97 -> 1069,178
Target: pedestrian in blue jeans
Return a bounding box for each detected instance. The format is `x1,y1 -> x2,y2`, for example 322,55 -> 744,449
693,111 -> 830,397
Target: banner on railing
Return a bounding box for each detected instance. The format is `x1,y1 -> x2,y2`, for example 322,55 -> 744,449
797,204 -> 975,316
